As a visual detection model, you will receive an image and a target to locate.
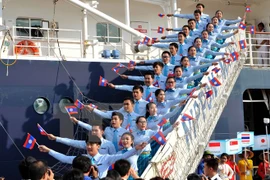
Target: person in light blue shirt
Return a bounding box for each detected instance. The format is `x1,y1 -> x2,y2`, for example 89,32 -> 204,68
38,135 -> 147,178
112,72 -> 158,101
211,16 -> 238,34
133,116 -> 180,176
47,121 -> 116,155
215,10 -> 244,25
85,97 -> 139,132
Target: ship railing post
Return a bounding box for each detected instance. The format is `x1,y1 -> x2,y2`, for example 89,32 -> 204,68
248,33 -> 253,66
47,27 -> 50,57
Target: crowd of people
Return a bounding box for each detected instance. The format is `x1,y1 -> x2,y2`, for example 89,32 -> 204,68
11,2 -> 250,180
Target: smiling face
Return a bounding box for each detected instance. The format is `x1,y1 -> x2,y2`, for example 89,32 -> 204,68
144,74 -> 154,86
121,134 -> 133,148
166,78 -> 176,89
156,90 -> 165,102
136,117 -> 147,130
147,103 -> 157,116
207,24 -> 214,33
162,52 -> 171,64
188,47 -> 196,57
86,142 -> 100,156
181,57 -> 190,67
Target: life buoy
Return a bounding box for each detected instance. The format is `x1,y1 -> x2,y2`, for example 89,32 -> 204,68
15,40 -> 40,56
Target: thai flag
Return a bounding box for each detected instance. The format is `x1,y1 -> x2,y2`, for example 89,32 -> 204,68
125,124 -> 132,133
212,67 -> 220,74
230,52 -> 239,61
37,124 -> 47,136
208,142 -> 221,153
239,22 -> 246,30
181,113 -> 194,121
206,90 -> 213,99
167,72 -> 175,77
241,134 -> 250,143
99,76 -> 108,87
250,26 -> 255,35
89,103 -> 98,109
223,59 -> 231,64
151,131 -> 166,145
245,6 -> 251,12
111,63 -> 126,73
74,99 -> 84,109
158,118 -> 168,127
158,13 -> 165,18
151,38 -> 158,44
143,36 -> 151,44
157,26 -> 164,34
23,133 -> 37,150
209,77 -> 221,87
146,92 -> 154,102
153,81 -> 160,87
239,40 -> 246,49
128,61 -> 136,68
65,106 -> 78,115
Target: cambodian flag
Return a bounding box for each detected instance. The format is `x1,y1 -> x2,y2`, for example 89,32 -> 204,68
89,103 -> 98,109
212,67 -> 220,74
74,99 -> 84,109
158,13 -> 165,18
250,26 -> 255,35
23,133 -> 37,150
206,90 -> 213,99
158,118 -> 168,127
181,113 -> 194,121
146,92 -> 153,102
37,124 -> 47,136
245,6 -> 251,12
209,77 -> 221,86
128,61 -> 136,68
239,40 -> 246,49
153,81 -> 160,87
65,106 -> 78,115
151,131 -> 166,145
99,76 -> 108,87
230,52 -> 239,61
143,36 -> 150,44
239,22 -> 246,30
157,26 -> 164,34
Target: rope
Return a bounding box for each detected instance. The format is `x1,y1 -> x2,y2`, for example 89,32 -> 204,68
0,30 -> 17,67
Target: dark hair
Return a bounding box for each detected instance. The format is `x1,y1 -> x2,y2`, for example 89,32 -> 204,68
62,169 -> 84,180
111,111 -> 124,121
173,65 -> 182,73
162,51 -> 171,57
133,85 -> 144,93
187,173 -> 201,180
123,97 -> 134,104
180,56 -> 189,63
201,30 -> 208,35
72,155 -> 91,173
188,46 -> 196,53
114,159 -> 131,177
121,132 -> 135,146
155,89 -> 165,97
212,16 -> 218,20
182,25 -> 190,30
136,116 -> 147,123
258,22 -> 265,29
220,153 -> 229,158
206,23 -> 213,30
215,10 -> 223,15
196,3 -> 205,8
178,31 -> 186,38
153,61 -> 164,69
85,135 -> 101,145
18,156 -> 37,179
28,160 -> 48,180
194,37 -> 202,44
150,177 -> 165,180
166,77 -> 175,84
106,170 -> 122,180
204,158 -> 219,171
144,71 -> 154,79
188,19 -> 196,24
194,9 -> 201,15
169,42 -> 178,49
145,102 -> 156,118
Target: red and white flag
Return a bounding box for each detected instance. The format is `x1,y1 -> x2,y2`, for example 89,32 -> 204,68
254,135 -> 269,151
207,141 -> 221,154
226,139 -> 241,155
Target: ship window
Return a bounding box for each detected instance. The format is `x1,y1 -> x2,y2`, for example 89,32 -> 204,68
59,97 -> 74,113
96,23 -> 121,43
16,18 -> 43,37
33,97 -> 50,115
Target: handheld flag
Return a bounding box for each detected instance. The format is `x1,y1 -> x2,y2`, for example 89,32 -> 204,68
239,40 -> 247,49
125,124 -> 132,133
89,103 -> 98,109
209,77 -> 222,86
128,61 -> 136,68
153,81 -> 160,87
245,6 -> 251,12
158,13 -> 165,18
146,92 -> 154,102
143,36 -> 151,44
206,90 -> 213,99
99,76 -> 108,87
250,26 -> 255,35
230,52 -> 239,61
37,124 -> 48,136
223,59 -> 231,64
181,113 -> 195,121
23,133 -> 37,150
151,131 -> 166,145
151,38 -> 158,44
111,63 -> 126,73
167,72 -> 175,77
158,118 -> 168,127
212,67 -> 220,74
157,26 -> 164,34
74,99 -> 84,109
239,22 -> 246,30
65,106 -> 78,115
188,88 -> 197,97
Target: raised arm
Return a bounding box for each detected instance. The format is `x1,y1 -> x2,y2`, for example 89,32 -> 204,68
70,117 -> 93,131
48,134 -> 86,149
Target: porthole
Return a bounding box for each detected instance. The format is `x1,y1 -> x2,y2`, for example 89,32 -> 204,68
59,97 -> 74,113
33,97 -> 50,115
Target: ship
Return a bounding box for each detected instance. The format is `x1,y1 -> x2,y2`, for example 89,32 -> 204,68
0,0 -> 268,179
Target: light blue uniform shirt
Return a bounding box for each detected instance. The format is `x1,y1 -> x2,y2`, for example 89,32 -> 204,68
48,148 -> 138,178
117,147 -> 140,171
135,63 -> 174,77
104,127 -> 128,150
118,99 -> 148,116
56,136 -> 116,155
152,42 -> 189,57
218,18 -> 241,25
156,96 -> 187,115
175,73 -> 204,89
189,56 -> 220,67
173,12 -> 210,23
196,47 -> 225,59
165,87 -> 198,100
214,24 -> 238,34
201,39 -> 231,50
128,74 -> 167,90
208,31 -> 235,42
